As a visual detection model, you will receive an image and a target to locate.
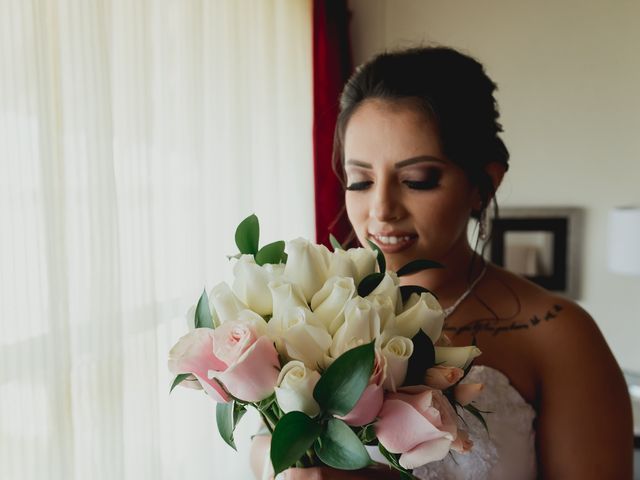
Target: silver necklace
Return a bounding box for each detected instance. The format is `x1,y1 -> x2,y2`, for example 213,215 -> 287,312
442,264 -> 488,319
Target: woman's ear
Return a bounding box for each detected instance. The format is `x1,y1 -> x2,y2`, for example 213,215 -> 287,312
472,162 -> 507,211
485,161 -> 506,193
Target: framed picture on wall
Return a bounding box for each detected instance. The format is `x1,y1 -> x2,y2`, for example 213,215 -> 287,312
489,207 -> 584,300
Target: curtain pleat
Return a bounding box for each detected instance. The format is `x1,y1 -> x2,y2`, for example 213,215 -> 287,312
0,1 -> 313,479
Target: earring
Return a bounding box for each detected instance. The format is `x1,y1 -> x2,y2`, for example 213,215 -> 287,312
478,209 -> 489,241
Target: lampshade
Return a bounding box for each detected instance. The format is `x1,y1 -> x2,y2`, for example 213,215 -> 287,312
608,206 -> 640,276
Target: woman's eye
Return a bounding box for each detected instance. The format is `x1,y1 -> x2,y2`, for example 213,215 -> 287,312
402,170 -> 442,190
346,181 -> 373,191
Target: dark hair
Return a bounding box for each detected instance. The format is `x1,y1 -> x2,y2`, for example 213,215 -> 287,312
333,46 -> 509,221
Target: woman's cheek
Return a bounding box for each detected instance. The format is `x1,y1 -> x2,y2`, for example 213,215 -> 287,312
345,194 -> 368,239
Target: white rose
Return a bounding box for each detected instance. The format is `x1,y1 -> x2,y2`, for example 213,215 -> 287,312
345,247 -> 378,284
367,271 -> 402,313
232,255 -> 284,316
329,297 -> 381,359
435,346 -> 482,369
283,238 -> 330,302
268,279 -> 308,319
383,292 -> 444,343
327,249 -> 358,279
381,336 -> 414,391
274,360 -> 321,417
267,307 -> 331,369
310,276 -> 356,335
208,282 -> 248,324
369,294 -> 395,332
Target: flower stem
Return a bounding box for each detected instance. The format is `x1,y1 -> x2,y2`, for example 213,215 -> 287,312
260,406 -> 278,431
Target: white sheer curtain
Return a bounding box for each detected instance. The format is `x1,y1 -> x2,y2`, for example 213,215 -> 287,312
0,1 -> 313,479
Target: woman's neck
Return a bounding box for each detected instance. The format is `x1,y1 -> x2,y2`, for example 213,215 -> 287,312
398,241 -> 486,310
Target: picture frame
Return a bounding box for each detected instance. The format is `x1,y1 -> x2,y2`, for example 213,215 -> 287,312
489,207 -> 584,299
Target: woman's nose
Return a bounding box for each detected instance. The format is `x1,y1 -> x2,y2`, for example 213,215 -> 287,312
369,181 -> 403,222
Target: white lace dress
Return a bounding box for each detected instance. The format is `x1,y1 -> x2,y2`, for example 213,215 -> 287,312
413,365 -> 537,480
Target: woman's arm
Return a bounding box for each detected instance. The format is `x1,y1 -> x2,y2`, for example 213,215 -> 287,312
533,301 -> 633,479
250,435 -> 273,480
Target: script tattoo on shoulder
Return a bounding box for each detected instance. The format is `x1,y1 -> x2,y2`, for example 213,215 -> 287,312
443,304 -> 564,337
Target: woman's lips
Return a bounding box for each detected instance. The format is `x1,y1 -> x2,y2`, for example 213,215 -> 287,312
368,232 -> 418,254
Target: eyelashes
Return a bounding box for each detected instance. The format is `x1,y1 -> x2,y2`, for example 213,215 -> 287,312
346,169 -> 442,191
345,181 -> 373,191
402,169 -> 442,190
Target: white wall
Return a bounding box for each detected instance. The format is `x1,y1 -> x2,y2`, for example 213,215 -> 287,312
348,0 -> 640,371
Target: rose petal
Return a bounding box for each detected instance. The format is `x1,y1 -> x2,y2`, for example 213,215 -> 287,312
168,329 -> 228,382
398,436 -> 453,469
338,383 -> 384,426
424,366 -> 464,390
194,373 -> 230,403
215,336 -> 280,402
454,383 -> 484,406
376,399 -> 451,453
451,429 -> 473,454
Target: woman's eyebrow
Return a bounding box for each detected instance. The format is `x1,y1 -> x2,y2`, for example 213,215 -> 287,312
345,155 -> 445,169
344,159 -> 372,168
394,156 -> 445,168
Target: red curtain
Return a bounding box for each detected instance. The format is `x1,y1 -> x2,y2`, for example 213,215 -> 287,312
312,0 -> 353,247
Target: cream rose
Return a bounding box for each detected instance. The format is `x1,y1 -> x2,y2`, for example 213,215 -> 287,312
267,306 -> 331,369
435,346 -> 482,369
383,292 -> 444,343
268,279 -> 308,320
367,271 -> 402,313
283,238 -> 330,302
208,282 -> 248,324
232,255 -> 284,316
345,247 -> 378,284
327,249 -> 358,279
381,336 -> 414,391
310,276 -> 356,335
329,297 -> 381,360
274,360 -> 321,417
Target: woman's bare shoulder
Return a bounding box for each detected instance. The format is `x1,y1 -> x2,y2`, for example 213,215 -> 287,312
485,264 -> 619,377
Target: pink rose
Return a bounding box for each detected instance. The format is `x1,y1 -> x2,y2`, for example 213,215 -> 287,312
210,316 -> 281,402
338,349 -> 386,426
168,328 -> 230,403
451,428 -> 473,453
424,365 -> 464,390
375,386 -> 459,469
454,383 -> 484,406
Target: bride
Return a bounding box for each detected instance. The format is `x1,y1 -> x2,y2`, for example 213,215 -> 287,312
253,46 -> 633,479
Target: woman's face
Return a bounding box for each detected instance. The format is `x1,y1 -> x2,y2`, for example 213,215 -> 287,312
344,99 -> 479,271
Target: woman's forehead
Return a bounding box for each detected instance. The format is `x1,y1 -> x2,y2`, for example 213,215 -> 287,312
344,100 -> 443,165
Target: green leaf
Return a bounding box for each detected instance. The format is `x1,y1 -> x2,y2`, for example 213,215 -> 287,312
235,214 -> 260,255
396,259 -> 444,277
329,234 -> 344,251
357,272 -> 386,297
216,401 -> 238,450
233,402 -> 247,432
378,443 -> 417,478
366,239 -> 386,273
255,240 -> 285,266
313,341 -> 375,415
314,418 -> 371,470
357,423 -> 377,445
280,251 -> 288,264
399,285 -> 438,303
402,330 -> 435,386
194,289 -> 214,329
270,411 -> 321,476
169,373 -> 192,393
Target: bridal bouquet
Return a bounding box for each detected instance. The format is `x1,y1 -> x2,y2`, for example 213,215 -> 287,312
168,215 -> 486,479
